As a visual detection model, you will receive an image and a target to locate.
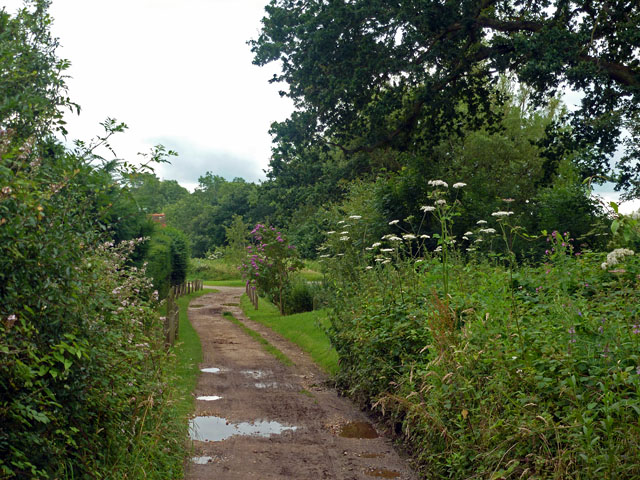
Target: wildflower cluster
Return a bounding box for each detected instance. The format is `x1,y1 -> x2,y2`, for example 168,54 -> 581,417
601,248 -> 635,270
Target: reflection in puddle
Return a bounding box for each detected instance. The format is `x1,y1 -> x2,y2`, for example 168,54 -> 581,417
189,416 -> 298,442
191,456 -> 214,464
200,367 -> 221,373
241,369 -> 269,379
197,395 -> 222,401
365,468 -> 400,478
339,421 -> 379,439
254,382 -> 295,389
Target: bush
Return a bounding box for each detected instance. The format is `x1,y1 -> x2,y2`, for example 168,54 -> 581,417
283,278 -> 316,314
145,226 -> 190,297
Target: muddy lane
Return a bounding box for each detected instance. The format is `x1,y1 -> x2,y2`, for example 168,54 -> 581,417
185,287 -> 417,480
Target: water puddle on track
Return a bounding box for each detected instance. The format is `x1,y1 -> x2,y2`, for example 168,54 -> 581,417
191,456 -> 214,464
200,367 -> 221,373
189,416 -> 298,442
339,421 -> 379,439
241,369 -> 269,379
197,395 -> 222,401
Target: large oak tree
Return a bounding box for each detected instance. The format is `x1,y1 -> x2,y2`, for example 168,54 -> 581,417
251,0 -> 640,196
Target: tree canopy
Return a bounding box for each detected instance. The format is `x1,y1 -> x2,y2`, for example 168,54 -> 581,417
251,0 -> 640,195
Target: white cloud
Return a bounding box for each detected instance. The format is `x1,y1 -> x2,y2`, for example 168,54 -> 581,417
4,0 -> 292,184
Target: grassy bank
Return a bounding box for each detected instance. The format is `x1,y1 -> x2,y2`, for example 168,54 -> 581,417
240,295 -> 338,374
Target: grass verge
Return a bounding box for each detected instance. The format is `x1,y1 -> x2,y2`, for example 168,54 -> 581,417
240,295 -> 338,374
221,311 -> 294,366
167,289 -> 212,418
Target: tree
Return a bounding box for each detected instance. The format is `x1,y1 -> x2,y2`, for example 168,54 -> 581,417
251,0 -> 640,195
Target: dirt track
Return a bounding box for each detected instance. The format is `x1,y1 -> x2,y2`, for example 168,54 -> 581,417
184,286 -> 417,480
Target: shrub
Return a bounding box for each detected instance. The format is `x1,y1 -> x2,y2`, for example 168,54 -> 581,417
145,226 -> 190,297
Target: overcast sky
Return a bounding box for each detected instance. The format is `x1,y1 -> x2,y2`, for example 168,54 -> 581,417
5,0 -> 293,189
3,1 -> 638,212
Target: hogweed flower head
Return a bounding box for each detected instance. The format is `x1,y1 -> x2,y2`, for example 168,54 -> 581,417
428,179 -> 448,188
420,205 -> 435,212
452,182 -> 467,189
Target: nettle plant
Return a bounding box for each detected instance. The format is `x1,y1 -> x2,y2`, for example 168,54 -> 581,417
240,224 -> 302,315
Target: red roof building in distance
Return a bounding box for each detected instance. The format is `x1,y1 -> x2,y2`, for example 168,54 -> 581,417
149,213 -> 166,227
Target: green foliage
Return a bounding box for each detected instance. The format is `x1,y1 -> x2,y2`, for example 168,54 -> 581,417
321,215 -> 640,477
188,257 -> 242,281
252,0 -> 640,194
241,224 -> 303,315
164,174 -> 258,257
146,226 -> 190,298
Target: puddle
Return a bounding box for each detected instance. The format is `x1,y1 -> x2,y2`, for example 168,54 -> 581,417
191,456 -> 214,464
197,395 -> 222,401
190,304 -> 205,308
189,416 -> 298,442
339,421 -> 379,439
359,453 -> 385,458
200,367 -> 221,373
254,381 -> 295,389
365,468 -> 400,478
241,369 -> 269,379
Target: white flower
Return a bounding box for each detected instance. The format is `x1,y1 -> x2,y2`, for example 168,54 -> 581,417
435,199 -> 447,206
365,247 -> 373,251
402,234 -> 416,240
337,220 -> 346,224
365,266 -> 373,270
476,220 -> 487,225
382,259 -> 391,264
371,242 -> 382,248
602,248 -> 634,269
388,236 -> 402,242
420,205 -> 436,212
381,234 -> 393,240
320,254 -> 330,258
434,246 -> 442,252
464,231 -> 473,236
349,215 -> 362,219
336,253 -> 345,256
340,231 -> 349,234
452,182 -> 467,189
326,231 -> 336,234
480,228 -> 497,234
428,179 -> 448,188
502,198 -> 515,203
340,236 -> 350,241
415,259 -> 424,263
462,236 -> 469,241
420,234 -> 430,239
466,247 -> 476,252
380,248 -> 394,252
389,219 -> 400,225
375,258 -> 384,262
475,238 -> 483,243
491,211 -> 514,217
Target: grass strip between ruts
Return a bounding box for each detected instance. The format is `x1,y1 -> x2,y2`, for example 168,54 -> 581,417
221,311 -> 294,366
239,295 -> 338,375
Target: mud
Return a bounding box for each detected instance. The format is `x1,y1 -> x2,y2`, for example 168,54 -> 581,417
185,287 -> 417,479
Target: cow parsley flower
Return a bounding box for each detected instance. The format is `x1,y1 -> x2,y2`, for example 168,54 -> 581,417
435,199 -> 447,206
389,219 -> 400,225
452,182 -> 467,189
491,211 -> 514,217
420,205 -> 435,212
349,215 -> 362,219
428,180 -> 448,188
476,220 -> 487,225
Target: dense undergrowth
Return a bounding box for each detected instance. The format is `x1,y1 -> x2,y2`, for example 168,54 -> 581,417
321,199 -> 640,479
